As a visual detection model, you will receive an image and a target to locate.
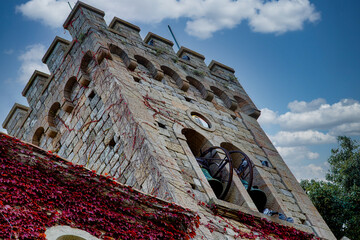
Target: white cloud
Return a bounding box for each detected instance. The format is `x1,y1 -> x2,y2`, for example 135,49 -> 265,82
16,0 -> 71,28
16,0 -> 320,38
261,99 -> 360,134
279,99 -> 360,131
249,0 -> 320,34
270,130 -> 336,146
260,98 -> 360,180
329,122 -> 360,136
291,163 -> 327,181
258,107 -> 278,125
276,146 -> 319,162
287,98 -> 326,113
18,44 -> 49,83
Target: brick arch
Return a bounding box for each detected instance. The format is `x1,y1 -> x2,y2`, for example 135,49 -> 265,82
134,55 -> 163,80
63,76 -> 79,113
210,86 -> 237,111
161,65 -> 189,91
32,127 -> 45,146
109,44 -> 137,71
186,76 -> 213,101
47,102 -> 61,138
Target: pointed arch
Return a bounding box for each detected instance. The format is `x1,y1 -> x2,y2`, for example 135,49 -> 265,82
210,86 -> 237,111
161,65 -> 189,91
134,55 -> 163,80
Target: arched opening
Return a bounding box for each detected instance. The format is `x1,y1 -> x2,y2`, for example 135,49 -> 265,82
32,127 -> 45,146
182,129 -> 233,199
134,55 -> 163,81
221,142 -> 267,212
181,128 -> 212,157
47,102 -> 61,138
186,76 -> 213,101
161,66 -> 189,91
109,44 -> 137,71
63,77 -> 80,113
45,226 -> 100,240
57,235 -> 86,240
210,86 -> 237,111
48,102 -> 61,127
80,51 -> 93,74
234,95 -> 261,119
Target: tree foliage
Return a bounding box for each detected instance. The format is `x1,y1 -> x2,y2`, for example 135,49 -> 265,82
300,136 -> 360,240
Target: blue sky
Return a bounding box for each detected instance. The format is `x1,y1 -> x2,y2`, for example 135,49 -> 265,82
0,0 -> 359,181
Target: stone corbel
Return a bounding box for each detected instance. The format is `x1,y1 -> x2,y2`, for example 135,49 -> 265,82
228,100 -> 238,111
63,100 -> 74,113
79,74 -> 90,87
125,57 -> 137,71
153,69 -> 164,81
47,126 -> 58,138
180,79 -> 190,92
96,46 -> 112,64
204,90 -> 214,102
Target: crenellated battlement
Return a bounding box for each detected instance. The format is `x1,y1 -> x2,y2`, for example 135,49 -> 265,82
2,1 -> 335,239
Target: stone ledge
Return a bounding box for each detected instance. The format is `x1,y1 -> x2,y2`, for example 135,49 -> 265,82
177,46 -> 205,60
22,70 -> 50,96
144,32 -> 174,46
63,1 -> 105,29
2,103 -> 29,129
208,198 -> 315,235
109,17 -> 141,32
42,36 -> 70,64
208,60 -> 235,73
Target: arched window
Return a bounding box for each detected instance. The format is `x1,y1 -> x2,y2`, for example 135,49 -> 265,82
47,102 -> 61,138
182,128 -> 212,157
186,76 -> 213,101
45,226 -> 99,240
109,44 -> 137,71
210,86 -> 237,111
63,77 -> 80,113
134,55 -> 163,80
32,127 -> 45,146
161,66 -> 189,91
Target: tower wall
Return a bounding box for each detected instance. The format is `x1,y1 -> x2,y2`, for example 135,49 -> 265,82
3,1 -> 335,239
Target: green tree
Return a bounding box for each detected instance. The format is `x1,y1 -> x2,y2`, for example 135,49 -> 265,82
300,136 -> 360,240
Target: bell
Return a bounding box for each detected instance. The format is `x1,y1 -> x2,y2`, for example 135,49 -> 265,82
200,167 -> 224,197
248,187 -> 267,213
241,180 -> 267,212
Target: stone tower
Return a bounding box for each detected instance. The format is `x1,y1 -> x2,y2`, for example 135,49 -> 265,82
3,1 -> 335,239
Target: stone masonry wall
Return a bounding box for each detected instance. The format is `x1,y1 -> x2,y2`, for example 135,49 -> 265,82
3,1 -> 335,239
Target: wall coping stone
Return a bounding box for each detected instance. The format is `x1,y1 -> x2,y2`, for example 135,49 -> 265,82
63,1 -> 105,29
42,36 -> 70,63
208,60 -> 235,73
144,32 -> 174,47
22,70 -> 50,96
109,17 -> 141,32
2,103 -> 29,129
177,46 -> 205,60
